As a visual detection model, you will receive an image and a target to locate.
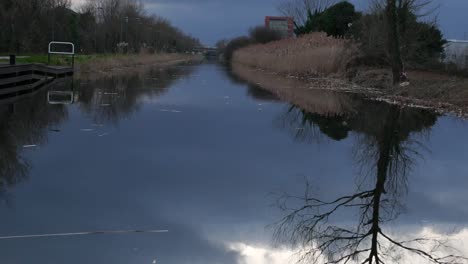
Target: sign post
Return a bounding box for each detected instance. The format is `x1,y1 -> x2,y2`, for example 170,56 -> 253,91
48,42 -> 75,68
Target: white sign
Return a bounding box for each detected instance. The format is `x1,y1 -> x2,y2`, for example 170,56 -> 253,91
48,42 -> 75,55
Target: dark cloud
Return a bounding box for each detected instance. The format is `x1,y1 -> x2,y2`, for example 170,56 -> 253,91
71,0 -> 468,44
137,0 -> 468,45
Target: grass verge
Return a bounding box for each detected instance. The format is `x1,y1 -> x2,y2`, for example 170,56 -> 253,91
1,53 -> 203,79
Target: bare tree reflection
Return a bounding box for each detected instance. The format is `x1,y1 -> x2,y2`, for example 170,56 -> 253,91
276,102 -> 468,263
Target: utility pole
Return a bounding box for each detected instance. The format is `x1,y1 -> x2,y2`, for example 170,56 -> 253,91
52,8 -> 56,41
120,18 -> 123,43
125,16 -> 129,43
98,7 -> 104,53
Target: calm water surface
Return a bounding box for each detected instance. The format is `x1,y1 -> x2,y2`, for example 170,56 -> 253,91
0,63 -> 467,263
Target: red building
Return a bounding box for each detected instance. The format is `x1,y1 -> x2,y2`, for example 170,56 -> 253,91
265,16 -> 295,38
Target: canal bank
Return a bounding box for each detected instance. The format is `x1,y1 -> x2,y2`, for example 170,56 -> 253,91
231,32 -> 468,118
231,62 -> 468,118
75,53 -> 204,80
1,53 -> 204,81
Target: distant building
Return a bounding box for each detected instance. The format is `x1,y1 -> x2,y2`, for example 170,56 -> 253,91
265,16 -> 294,38
443,40 -> 468,70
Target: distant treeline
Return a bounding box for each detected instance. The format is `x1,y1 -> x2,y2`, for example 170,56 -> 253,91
0,0 -> 201,54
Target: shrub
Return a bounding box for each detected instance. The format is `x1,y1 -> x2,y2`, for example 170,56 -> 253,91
224,36 -> 252,62
249,26 -> 283,44
296,1 -> 361,37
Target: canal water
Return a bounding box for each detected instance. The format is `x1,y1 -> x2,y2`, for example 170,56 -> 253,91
0,63 -> 467,264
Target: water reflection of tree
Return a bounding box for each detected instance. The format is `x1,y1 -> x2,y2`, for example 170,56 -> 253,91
0,65 -> 195,199
276,101 -> 468,263
0,92 -> 67,199
278,105 -> 352,143
75,66 -> 195,125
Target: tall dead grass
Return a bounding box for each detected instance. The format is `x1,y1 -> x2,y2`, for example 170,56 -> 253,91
77,53 -> 201,79
233,32 -> 356,77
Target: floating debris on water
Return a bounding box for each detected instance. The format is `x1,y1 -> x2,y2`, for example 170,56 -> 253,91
104,92 -> 118,95
23,145 -> 37,148
0,229 -> 169,240
80,129 -> 94,132
49,129 -> 61,132
160,109 -> 181,113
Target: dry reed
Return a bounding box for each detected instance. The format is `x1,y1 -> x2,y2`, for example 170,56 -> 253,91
233,32 -> 356,77
77,53 -> 200,79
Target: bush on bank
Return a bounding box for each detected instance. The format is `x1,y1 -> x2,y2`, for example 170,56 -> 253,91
222,26 -> 283,62
224,37 -> 253,62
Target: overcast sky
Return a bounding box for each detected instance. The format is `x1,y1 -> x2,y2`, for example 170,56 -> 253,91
72,0 -> 468,46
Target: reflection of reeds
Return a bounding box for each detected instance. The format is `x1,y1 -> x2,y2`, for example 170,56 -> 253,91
232,63 -> 357,117
233,33 -> 355,76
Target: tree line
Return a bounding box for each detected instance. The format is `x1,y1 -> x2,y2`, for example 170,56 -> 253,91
0,0 -> 201,54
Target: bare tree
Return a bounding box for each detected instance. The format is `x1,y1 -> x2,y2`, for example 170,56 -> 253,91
370,0 -> 437,17
275,105 -> 467,264
386,0 -> 404,84
367,0 -> 438,83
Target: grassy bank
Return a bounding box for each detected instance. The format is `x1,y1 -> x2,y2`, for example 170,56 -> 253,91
0,54 -> 111,66
75,53 -> 202,79
0,53 -> 202,78
232,33 -> 468,117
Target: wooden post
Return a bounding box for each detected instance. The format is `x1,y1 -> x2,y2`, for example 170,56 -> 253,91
9,55 -> 16,65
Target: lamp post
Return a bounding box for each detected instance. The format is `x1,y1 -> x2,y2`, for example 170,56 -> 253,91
95,7 -> 104,53
120,16 -> 128,44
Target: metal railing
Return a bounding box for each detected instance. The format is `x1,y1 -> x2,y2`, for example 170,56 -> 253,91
48,41 -> 75,68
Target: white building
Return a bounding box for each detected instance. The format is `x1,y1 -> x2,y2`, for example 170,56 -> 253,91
443,39 -> 468,70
